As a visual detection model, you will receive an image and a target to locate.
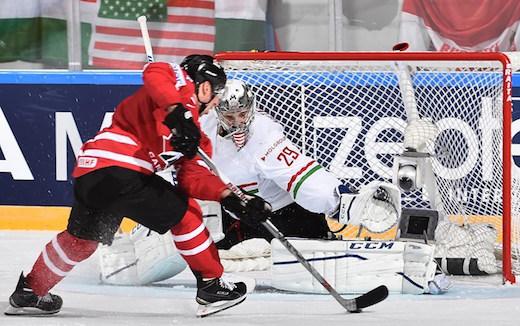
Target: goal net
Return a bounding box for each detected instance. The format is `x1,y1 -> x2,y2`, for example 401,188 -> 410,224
216,51 -> 518,283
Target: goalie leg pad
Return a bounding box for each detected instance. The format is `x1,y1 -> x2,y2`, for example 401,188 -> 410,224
99,234 -> 139,285
271,239 -> 444,295
219,238 -> 271,272
99,226 -> 187,285
133,228 -> 187,285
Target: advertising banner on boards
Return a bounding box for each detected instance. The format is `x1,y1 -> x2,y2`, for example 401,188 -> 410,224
1,71 -> 520,229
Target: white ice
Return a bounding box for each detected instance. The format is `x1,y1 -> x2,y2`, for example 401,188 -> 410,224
1,230 -> 520,326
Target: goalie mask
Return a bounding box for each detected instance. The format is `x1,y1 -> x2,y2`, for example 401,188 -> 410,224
215,79 -> 255,149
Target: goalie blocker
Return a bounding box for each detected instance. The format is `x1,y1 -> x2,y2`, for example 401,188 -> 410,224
271,239 -> 450,295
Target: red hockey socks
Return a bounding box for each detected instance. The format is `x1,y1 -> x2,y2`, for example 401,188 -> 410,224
26,230 -> 98,296
171,198 -> 223,279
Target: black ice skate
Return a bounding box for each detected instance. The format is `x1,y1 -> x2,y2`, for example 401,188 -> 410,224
4,272 -> 63,316
195,277 -> 247,317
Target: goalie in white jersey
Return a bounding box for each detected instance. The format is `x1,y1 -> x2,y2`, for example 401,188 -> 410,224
98,80 -> 403,285
200,79 -> 401,249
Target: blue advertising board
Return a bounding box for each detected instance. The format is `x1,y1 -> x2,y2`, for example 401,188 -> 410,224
1,70 -> 520,210
0,72 -> 141,206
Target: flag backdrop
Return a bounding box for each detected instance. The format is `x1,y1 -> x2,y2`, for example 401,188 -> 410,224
0,0 -> 96,67
214,0 -> 269,52
0,0 -> 271,69
399,0 -> 520,52
90,0 -> 215,69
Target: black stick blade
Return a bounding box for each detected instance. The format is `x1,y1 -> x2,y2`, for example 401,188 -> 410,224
353,285 -> 389,311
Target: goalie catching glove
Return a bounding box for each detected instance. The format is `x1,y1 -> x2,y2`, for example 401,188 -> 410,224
221,193 -> 272,227
333,181 -> 401,233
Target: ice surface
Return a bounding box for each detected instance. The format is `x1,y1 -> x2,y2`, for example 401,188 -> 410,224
1,231 -> 520,326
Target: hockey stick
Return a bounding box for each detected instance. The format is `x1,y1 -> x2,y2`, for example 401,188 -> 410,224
138,16 -> 388,311
138,16 -> 154,63
196,149 -> 389,313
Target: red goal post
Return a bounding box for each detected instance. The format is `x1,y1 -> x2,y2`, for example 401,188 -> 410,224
215,51 -> 516,284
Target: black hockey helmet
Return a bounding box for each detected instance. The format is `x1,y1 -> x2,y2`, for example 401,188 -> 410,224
180,54 -> 226,96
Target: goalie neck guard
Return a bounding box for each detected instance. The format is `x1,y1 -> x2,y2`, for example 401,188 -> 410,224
215,79 -> 256,149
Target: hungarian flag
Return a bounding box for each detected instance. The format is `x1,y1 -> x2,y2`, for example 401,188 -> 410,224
214,0 -> 274,52
0,0 -> 96,66
399,0 -> 520,51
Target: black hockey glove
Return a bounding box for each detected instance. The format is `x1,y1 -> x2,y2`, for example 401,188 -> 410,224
221,193 -> 272,227
163,104 -> 201,159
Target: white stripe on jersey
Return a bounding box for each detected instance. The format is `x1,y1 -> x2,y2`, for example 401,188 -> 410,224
81,149 -> 154,172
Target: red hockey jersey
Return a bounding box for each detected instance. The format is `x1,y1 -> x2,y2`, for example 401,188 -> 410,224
73,62 -> 227,201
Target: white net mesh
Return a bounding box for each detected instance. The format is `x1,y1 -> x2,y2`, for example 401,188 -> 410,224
218,52 -> 518,282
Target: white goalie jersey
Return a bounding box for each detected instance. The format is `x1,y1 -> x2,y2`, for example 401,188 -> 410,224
200,110 -> 341,214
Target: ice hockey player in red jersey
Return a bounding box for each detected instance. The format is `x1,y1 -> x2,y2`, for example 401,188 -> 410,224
4,55 -> 271,318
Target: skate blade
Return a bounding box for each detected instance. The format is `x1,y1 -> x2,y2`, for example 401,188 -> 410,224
4,305 -> 60,316
196,296 -> 246,318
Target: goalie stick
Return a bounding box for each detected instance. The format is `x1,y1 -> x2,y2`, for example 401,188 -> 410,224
196,148 -> 389,313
